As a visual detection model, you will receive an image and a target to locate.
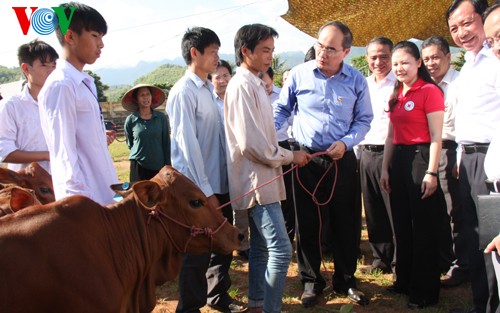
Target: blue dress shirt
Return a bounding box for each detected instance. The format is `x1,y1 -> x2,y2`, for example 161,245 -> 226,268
274,60 -> 373,151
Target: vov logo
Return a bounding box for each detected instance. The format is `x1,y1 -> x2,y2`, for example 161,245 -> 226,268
13,6 -> 76,35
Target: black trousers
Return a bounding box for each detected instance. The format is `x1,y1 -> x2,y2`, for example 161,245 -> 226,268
437,142 -> 469,277
459,151 -> 498,313
278,140 -> 296,243
390,144 -> 441,304
294,149 -> 361,293
129,159 -> 160,183
176,193 -> 234,313
359,147 -> 395,273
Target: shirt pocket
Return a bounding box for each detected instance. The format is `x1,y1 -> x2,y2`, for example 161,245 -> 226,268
329,94 -> 355,123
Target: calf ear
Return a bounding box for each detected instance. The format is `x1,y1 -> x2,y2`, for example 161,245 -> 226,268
132,181 -> 162,209
10,187 -> 38,212
0,167 -> 19,184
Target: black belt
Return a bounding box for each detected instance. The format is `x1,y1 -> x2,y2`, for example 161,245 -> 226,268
442,140 -> 458,150
363,144 -> 384,152
463,143 -> 489,154
486,180 -> 500,193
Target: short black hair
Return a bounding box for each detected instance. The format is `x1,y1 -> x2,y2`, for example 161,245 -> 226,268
421,36 -> 451,55
446,0 -> 489,23
304,45 -> 316,62
234,24 -> 278,66
318,21 -> 353,49
181,27 -> 220,65
18,39 -> 59,66
366,36 -> 394,52
483,3 -> 500,22
208,59 -> 232,80
56,2 -> 107,46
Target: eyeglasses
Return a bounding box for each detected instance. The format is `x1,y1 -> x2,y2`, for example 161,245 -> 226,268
486,35 -> 500,49
314,42 -> 342,56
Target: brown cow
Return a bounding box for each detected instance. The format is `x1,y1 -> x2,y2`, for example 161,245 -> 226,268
0,162 -> 54,204
0,186 -> 40,217
0,166 -> 240,313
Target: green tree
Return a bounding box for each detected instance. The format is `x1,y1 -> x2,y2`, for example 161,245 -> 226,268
451,50 -> 466,71
350,55 -> 370,77
0,66 -> 22,84
134,64 -> 185,87
272,55 -> 288,87
84,70 -> 109,102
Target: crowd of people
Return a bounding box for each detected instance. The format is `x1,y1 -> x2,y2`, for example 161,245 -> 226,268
1,0 -> 500,313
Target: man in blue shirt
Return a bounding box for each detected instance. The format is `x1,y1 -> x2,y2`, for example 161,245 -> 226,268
274,21 -> 373,307
167,27 -> 246,313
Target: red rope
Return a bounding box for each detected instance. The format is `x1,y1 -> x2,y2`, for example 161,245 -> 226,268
215,151 -> 338,279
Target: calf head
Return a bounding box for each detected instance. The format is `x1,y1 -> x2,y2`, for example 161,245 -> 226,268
0,163 -> 55,204
129,166 -> 240,255
0,186 -> 40,217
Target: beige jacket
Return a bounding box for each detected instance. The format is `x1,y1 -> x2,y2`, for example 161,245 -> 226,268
224,67 -> 293,211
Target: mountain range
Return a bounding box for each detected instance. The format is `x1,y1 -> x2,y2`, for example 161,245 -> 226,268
95,47 -> 367,86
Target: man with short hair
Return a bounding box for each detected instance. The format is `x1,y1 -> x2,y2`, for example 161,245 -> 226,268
446,0 -> 500,312
224,23 -> 310,313
274,21 -> 373,307
0,39 -> 58,173
167,27 -> 245,313
39,2 -> 118,206
358,36 -> 396,275
421,35 -> 465,287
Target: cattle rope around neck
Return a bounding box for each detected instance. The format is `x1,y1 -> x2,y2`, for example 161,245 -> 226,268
145,205 -> 228,253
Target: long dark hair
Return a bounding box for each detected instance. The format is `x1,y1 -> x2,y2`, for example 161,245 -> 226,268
388,41 -> 441,112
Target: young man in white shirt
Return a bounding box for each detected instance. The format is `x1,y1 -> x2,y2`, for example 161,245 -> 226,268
0,39 -> 58,173
358,36 -> 396,275
39,2 -> 118,206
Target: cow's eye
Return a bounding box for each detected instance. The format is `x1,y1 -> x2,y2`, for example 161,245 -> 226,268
189,199 -> 203,208
39,187 -> 52,194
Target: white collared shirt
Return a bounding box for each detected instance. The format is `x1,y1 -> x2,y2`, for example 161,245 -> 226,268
438,67 -> 460,141
485,129 -> 500,181
0,84 -> 50,172
167,70 -> 228,197
359,71 -> 396,145
454,47 -> 500,144
39,60 -> 118,205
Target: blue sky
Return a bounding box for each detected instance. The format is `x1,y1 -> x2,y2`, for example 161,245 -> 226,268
0,0 -> 316,69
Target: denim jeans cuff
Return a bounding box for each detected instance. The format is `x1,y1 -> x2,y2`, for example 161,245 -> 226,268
248,298 -> 264,308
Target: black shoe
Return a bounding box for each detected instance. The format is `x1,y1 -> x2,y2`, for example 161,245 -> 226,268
440,274 -> 467,288
346,288 -> 370,306
386,284 -> 408,295
208,300 -> 248,313
237,249 -> 249,260
301,290 -> 320,308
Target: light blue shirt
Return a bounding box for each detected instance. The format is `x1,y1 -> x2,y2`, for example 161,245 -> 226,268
166,70 -> 228,196
274,60 -> 373,151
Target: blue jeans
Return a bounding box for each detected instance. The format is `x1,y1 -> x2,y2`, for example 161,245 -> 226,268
247,202 -> 292,313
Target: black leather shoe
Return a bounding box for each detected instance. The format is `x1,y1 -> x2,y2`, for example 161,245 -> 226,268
346,288 -> 370,305
208,300 -> 248,313
301,290 -> 320,308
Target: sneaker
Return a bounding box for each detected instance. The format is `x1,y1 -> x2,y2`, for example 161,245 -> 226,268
208,300 -> 248,313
